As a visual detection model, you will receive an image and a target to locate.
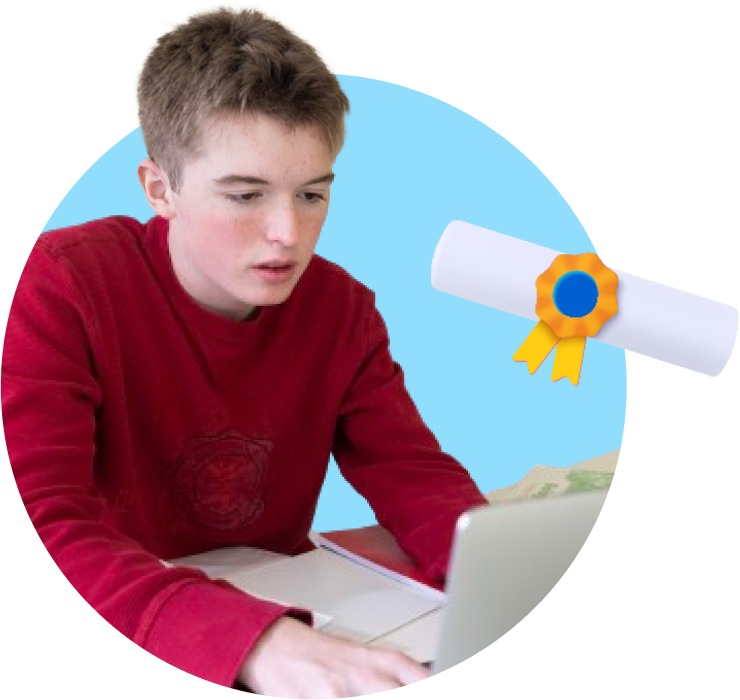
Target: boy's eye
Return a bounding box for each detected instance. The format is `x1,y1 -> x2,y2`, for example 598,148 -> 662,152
228,192 -> 261,203
301,192 -> 326,204
226,192 -> 326,205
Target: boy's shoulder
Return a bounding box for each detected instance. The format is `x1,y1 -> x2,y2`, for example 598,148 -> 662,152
36,215 -> 146,260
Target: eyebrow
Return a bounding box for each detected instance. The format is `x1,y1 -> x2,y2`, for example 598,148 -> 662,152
213,172 -> 335,187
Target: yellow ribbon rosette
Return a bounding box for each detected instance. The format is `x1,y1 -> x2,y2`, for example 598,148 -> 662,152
513,253 -> 618,385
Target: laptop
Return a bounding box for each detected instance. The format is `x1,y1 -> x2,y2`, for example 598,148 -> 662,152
408,487 -> 740,698
426,489 -> 608,673
365,489 -> 608,670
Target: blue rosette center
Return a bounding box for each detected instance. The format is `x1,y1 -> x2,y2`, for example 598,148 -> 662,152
553,270 -> 599,318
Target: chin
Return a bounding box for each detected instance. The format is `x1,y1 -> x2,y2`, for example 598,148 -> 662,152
236,268 -> 305,307
247,286 -> 296,308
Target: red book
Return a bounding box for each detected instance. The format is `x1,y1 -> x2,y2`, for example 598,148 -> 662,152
315,525 -> 446,601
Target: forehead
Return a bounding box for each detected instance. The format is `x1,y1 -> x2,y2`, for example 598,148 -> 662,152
201,114 -> 329,157
176,114 -> 335,192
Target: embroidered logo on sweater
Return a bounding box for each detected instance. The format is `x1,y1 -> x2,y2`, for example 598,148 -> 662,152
167,429 -> 272,531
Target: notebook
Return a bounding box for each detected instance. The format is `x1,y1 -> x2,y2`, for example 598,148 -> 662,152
315,526 -> 445,601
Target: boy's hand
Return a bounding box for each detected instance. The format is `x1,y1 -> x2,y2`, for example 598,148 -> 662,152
238,616 -> 431,698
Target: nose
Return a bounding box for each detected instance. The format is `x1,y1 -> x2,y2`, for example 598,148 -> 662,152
264,206 -> 299,247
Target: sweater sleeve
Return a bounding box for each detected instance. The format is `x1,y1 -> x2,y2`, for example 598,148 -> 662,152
1,244 -> 311,688
332,296 -> 489,583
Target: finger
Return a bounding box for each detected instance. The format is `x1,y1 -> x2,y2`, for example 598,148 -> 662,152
372,649 -> 432,685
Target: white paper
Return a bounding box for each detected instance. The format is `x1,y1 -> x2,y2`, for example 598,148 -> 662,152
225,549 -> 441,644
431,220 -> 738,375
165,547 -> 333,630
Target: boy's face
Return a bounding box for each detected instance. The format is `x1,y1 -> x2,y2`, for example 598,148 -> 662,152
165,112 -> 334,320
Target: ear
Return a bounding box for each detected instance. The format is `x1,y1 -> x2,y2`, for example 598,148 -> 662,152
138,159 -> 176,219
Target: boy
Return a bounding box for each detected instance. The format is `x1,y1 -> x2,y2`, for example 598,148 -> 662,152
2,7 -> 488,697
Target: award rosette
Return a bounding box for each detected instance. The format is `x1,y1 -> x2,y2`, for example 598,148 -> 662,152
513,253 -> 619,385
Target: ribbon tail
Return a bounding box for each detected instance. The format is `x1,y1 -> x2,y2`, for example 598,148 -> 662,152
552,336 -> 586,385
513,320 -> 559,374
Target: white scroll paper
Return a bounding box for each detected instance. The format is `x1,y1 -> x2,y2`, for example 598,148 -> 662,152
431,220 -> 738,376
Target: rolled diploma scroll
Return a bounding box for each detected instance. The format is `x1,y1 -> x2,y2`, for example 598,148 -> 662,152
431,220 -> 738,376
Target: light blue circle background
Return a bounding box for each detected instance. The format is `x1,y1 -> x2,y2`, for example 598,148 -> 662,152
42,75 -> 626,531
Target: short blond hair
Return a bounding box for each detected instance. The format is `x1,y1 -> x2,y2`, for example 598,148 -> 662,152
138,7 -> 350,191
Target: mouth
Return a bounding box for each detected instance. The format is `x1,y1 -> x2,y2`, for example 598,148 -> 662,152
252,260 -> 297,283
254,259 -> 295,270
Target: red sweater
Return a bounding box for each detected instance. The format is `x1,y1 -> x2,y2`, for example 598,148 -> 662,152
2,215 -> 488,687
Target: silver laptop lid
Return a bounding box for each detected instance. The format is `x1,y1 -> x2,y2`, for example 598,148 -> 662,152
433,490 -> 607,674
433,488 -> 740,675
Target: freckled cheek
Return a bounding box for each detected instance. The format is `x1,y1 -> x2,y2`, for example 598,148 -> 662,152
218,226 -> 261,259
206,211 -> 261,237
301,211 -> 328,245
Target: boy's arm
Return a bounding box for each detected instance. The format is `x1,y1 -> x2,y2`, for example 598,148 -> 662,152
333,298 -> 489,583
1,245 -> 311,688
